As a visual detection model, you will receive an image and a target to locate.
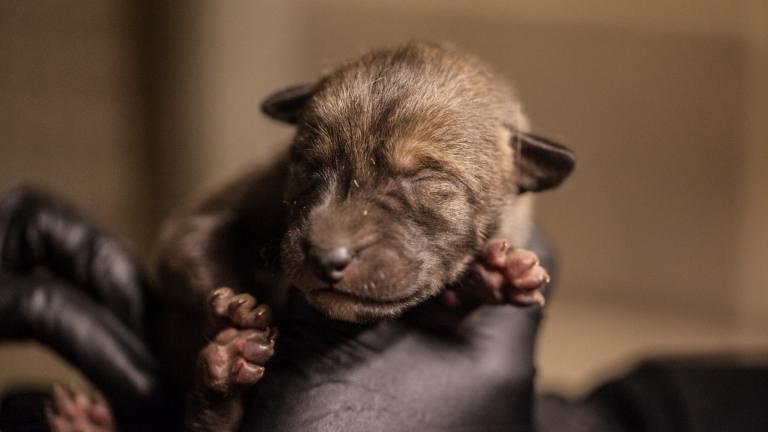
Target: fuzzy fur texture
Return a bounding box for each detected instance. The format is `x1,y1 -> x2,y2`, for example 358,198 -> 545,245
151,40 -> 575,432
156,40 -> 572,324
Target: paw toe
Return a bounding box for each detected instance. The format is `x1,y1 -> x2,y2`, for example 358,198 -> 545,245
232,358 -> 265,384
510,265 -> 549,291
232,302 -> 271,329
504,249 -> 539,279
239,332 -> 275,364
209,287 -> 236,317
482,238 -> 509,268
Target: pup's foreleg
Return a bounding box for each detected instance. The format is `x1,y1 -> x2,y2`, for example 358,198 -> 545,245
185,288 -> 277,432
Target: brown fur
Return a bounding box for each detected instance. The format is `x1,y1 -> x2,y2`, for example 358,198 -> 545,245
154,40 -> 574,432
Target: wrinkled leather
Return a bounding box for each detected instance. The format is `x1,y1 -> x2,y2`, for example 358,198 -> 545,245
0,275 -> 163,419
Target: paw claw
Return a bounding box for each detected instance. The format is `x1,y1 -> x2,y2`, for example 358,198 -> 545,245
505,249 -> 540,278
209,291 -> 222,303
228,294 -> 252,311
210,287 -> 232,302
245,304 -> 271,329
511,266 -> 548,291
268,327 -> 279,343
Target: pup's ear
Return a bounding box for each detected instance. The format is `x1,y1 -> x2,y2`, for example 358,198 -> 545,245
513,132 -> 576,193
261,83 -> 316,124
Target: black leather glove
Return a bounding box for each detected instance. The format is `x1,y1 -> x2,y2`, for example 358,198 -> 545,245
0,186 -> 177,429
0,275 -> 164,422
0,186 -> 148,335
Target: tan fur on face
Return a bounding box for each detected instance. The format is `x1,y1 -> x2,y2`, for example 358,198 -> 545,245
387,138 -> 467,179
389,139 -> 431,173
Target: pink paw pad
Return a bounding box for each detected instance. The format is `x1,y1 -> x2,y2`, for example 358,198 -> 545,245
199,287 -> 277,394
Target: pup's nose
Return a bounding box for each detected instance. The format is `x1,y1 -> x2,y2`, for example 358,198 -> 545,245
308,246 -> 353,283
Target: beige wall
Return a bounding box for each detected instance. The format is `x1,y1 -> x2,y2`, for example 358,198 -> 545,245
0,0 -> 148,247
1,0 -> 766,395
739,0 -> 768,332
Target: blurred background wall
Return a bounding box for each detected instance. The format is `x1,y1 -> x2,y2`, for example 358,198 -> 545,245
1,0 -> 766,396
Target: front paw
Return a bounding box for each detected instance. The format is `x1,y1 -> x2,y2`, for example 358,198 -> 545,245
443,239 -> 550,308
198,287 -> 277,394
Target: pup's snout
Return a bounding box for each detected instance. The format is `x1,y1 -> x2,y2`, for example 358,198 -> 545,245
308,246 -> 353,283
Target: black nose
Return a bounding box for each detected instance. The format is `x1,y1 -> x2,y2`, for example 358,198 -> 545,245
308,246 -> 353,283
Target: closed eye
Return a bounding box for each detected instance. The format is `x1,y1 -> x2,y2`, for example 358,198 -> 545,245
408,170 -> 459,192
403,168 -> 448,184
411,170 -> 439,183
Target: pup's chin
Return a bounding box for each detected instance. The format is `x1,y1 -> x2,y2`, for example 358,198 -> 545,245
305,288 -> 429,323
